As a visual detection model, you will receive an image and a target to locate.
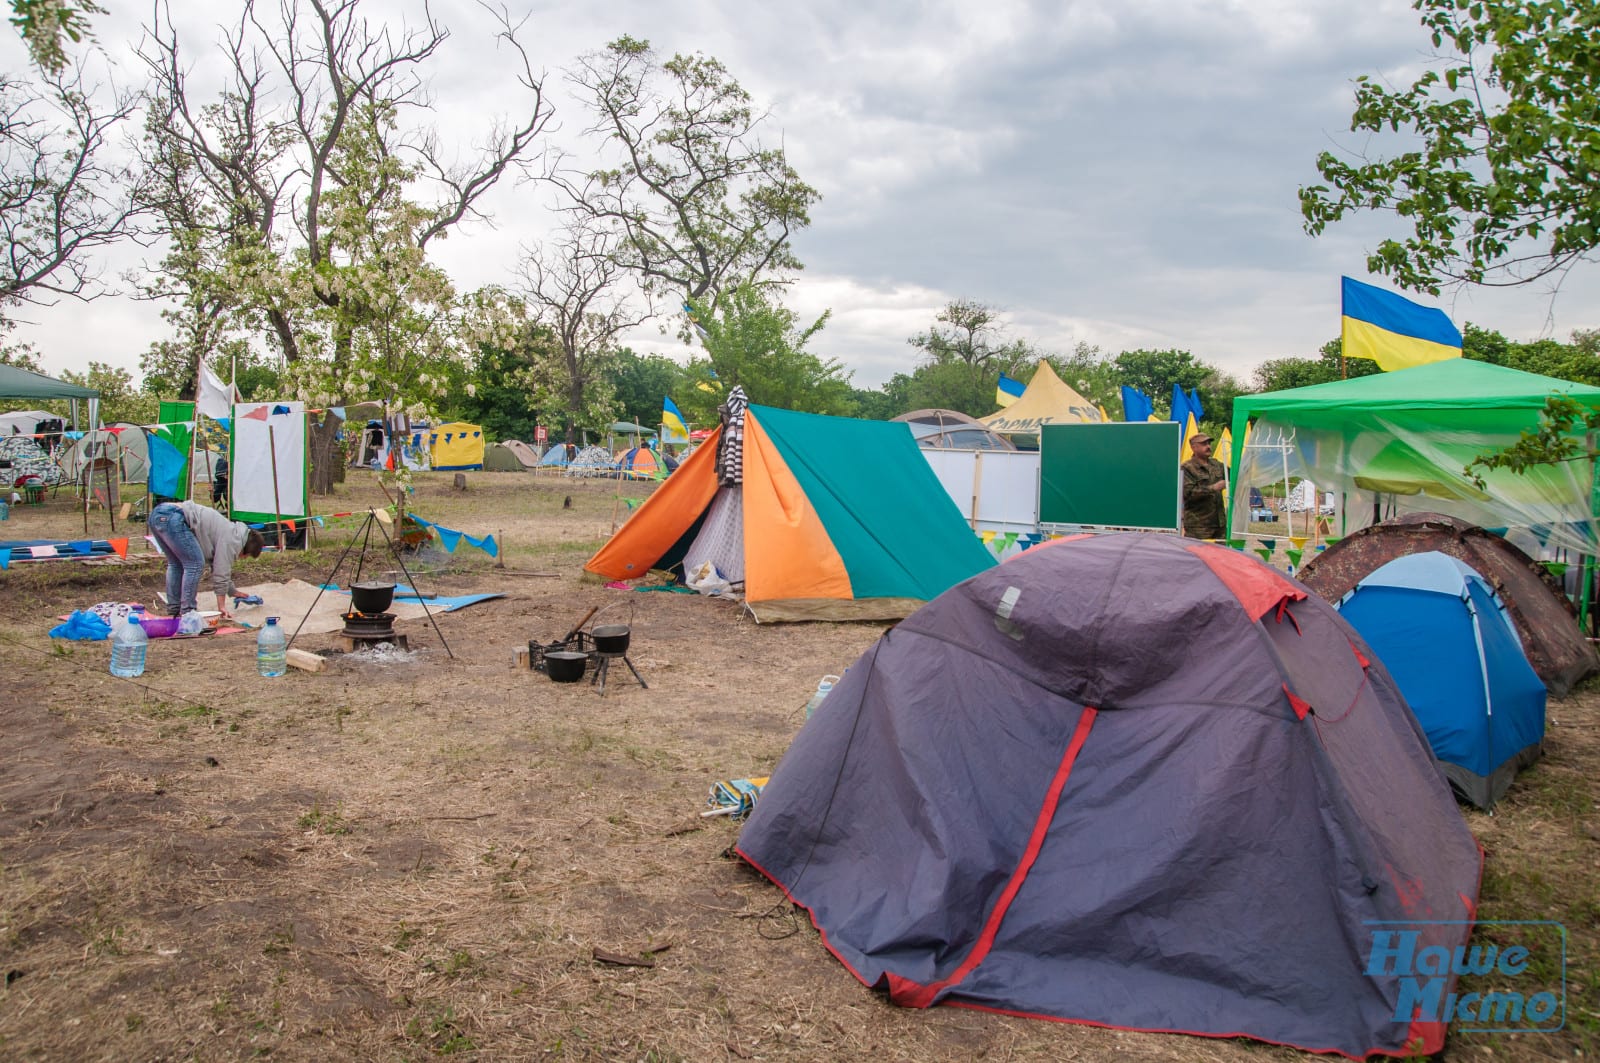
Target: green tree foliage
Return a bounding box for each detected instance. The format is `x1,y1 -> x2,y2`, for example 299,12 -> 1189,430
848,382 -> 908,421
683,283 -> 850,418
901,300 -> 1038,416
1462,323 -> 1600,386
138,0 -> 552,407
610,351 -> 685,429
1301,0 -> 1600,292
10,0 -> 103,74
446,333 -> 550,443
59,362 -> 157,426
1251,339 -> 1382,393
561,36 -> 818,314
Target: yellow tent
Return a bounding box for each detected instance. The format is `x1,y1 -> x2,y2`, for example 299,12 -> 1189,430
979,361 -> 1105,436
428,422 -> 485,470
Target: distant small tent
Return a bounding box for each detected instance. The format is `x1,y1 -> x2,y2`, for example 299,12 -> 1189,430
0,409 -> 59,437
539,442 -> 571,468
1335,551 -> 1546,808
501,440 -> 542,468
483,442 -> 526,471
428,422 -> 484,470
616,446 -> 663,481
586,405 -> 995,621
58,425 -> 150,485
0,434 -> 66,486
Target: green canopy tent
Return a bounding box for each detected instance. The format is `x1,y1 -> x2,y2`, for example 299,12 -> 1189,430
0,363 -> 98,430
1227,357 -> 1600,559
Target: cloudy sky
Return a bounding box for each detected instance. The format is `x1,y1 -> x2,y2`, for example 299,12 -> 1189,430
9,0 -> 1599,391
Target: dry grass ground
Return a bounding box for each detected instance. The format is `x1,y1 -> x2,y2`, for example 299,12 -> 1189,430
0,470 -> 1595,1062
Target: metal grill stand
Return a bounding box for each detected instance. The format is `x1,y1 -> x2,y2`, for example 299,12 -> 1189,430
590,650 -> 646,696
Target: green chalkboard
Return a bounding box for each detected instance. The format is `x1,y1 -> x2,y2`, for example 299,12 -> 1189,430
1039,422 -> 1181,530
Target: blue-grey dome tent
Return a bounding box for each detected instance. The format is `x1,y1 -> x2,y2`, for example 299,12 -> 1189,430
737,533 -> 1482,1059
1336,551 -> 1546,809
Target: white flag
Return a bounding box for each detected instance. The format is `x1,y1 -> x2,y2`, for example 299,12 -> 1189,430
197,359 -> 236,421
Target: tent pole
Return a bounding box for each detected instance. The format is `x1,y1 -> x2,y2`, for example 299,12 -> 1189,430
268,423 -> 284,551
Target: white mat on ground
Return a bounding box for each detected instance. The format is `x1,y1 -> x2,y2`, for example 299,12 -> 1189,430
231,579 -> 436,636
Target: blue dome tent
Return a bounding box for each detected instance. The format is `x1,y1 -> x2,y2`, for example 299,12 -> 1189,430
1336,551 -> 1546,808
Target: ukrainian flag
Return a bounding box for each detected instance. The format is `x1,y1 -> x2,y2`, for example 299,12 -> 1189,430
662,396 -> 689,441
996,373 -> 1025,408
1341,276 -> 1462,372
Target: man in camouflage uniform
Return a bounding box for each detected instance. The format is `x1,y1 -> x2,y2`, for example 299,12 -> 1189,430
1181,433 -> 1228,540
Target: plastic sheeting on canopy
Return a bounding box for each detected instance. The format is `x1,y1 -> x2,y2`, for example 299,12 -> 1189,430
1229,360 -> 1600,553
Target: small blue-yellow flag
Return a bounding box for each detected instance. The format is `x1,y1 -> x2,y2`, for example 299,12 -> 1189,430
662,396 -> 688,441
996,373 -> 1025,408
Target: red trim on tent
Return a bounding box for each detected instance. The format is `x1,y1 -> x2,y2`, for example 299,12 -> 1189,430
1282,683 -> 1313,721
733,848 -> 878,991
886,707 -> 1099,1009
1188,542 -> 1306,622
1350,641 -> 1371,669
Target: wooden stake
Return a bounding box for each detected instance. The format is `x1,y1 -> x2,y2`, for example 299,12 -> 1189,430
496,528 -> 505,568
268,423 -> 284,551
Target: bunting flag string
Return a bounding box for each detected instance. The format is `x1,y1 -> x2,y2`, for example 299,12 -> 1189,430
405,514 -> 499,559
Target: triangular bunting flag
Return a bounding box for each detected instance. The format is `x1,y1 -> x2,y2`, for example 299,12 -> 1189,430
109,538 -> 128,558
272,404 -> 291,415
1286,548 -> 1304,568
437,527 -> 463,552
285,519 -> 296,532
1288,536 -> 1309,551
241,406 -> 271,421
68,540 -> 93,555
980,530 -> 996,545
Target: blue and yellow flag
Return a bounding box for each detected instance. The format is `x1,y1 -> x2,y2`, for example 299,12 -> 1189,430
1341,276 -> 1462,372
996,373 -> 1025,408
662,396 -> 688,441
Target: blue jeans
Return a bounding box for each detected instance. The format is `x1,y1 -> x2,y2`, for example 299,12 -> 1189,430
149,502 -> 204,615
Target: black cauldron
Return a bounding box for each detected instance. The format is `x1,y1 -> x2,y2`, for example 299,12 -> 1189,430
350,581 -> 396,614
544,650 -> 588,683
591,624 -> 631,654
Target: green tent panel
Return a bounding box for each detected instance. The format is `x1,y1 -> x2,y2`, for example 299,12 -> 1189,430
751,404 -> 998,602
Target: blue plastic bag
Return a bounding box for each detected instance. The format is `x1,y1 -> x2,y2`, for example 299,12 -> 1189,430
49,610 -> 113,641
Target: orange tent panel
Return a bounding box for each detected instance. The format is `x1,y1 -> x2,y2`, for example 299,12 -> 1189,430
742,414 -> 853,603
586,427 -> 722,579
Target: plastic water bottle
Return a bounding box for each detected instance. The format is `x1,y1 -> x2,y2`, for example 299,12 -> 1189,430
110,614 -> 148,678
804,674 -> 841,719
257,616 -> 287,677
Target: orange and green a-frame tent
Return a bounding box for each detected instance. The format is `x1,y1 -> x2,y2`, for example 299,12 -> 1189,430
586,405 -> 997,622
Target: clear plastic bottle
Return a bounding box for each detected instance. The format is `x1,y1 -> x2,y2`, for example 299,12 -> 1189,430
110,614 -> 148,678
804,674 -> 841,719
257,616 -> 287,677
